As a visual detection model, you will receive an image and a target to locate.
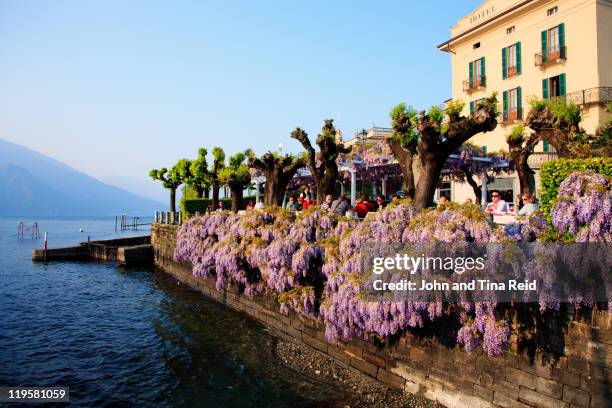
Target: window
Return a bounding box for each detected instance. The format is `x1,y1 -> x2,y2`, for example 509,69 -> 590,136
473,42 -> 481,49
502,42 -> 521,79
503,87 -> 522,122
470,98 -> 486,113
547,6 -> 558,16
543,74 -> 566,99
506,26 -> 515,35
473,58 -> 483,80
539,24 -> 565,65
548,26 -> 560,53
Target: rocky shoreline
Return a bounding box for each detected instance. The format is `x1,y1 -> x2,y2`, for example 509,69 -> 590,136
273,331 -> 441,408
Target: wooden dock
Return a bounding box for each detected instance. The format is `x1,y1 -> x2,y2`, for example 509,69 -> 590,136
32,236 -> 152,265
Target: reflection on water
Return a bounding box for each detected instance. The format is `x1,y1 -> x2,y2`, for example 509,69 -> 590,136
0,217 -> 343,407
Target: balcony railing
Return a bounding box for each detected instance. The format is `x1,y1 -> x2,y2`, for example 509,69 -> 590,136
507,65 -> 518,78
535,45 -> 567,67
501,107 -> 523,124
565,87 -> 612,106
463,76 -> 486,93
527,152 -> 559,169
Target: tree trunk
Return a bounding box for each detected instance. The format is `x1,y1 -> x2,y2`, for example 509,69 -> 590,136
195,187 -> 204,198
515,155 -> 535,196
386,138 -> 416,199
203,188 -> 210,199
462,166 -> 482,205
212,183 -> 220,210
315,164 -> 339,204
230,184 -> 244,212
263,171 -> 292,206
169,188 -> 176,213
413,161 -> 444,210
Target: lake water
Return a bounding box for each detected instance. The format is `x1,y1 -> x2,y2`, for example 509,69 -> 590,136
0,217 -> 343,407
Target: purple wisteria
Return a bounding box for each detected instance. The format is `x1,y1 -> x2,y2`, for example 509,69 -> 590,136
174,171 -> 611,356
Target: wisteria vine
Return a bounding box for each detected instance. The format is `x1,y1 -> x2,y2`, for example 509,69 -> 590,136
174,171 -> 610,356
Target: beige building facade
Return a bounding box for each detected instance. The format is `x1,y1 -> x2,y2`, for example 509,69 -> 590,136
438,0 -> 612,204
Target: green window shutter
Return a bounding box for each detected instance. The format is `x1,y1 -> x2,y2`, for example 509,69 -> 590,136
559,23 -> 565,48
543,140 -> 550,152
469,61 -> 474,87
503,91 -> 508,119
470,101 -> 475,113
517,87 -> 522,118
482,146 -> 487,154
502,47 -> 507,79
559,73 -> 566,96
481,57 -> 486,82
543,78 -> 549,99
541,30 -> 548,62
516,42 -> 522,75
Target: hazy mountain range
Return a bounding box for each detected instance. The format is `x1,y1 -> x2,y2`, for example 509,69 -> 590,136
0,137 -> 164,216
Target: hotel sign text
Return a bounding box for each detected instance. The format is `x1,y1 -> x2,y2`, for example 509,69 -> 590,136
470,5 -> 496,24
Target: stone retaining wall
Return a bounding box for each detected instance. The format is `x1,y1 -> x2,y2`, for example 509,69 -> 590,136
152,223 -> 611,408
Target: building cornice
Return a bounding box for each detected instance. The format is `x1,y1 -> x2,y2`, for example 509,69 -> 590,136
437,0 -> 536,52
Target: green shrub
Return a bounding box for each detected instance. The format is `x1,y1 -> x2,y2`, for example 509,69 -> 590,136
540,157 -> 612,216
180,195 -> 258,218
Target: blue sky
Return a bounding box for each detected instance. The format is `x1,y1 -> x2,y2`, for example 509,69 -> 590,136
0,0 -> 482,201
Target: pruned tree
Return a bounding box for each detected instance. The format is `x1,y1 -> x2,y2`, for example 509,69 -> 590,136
506,124 -> 540,196
291,119 -> 351,204
525,97 -> 597,158
387,96 -> 498,210
186,148 -> 211,198
210,147 -> 225,210
247,152 -> 305,206
218,150 -> 252,212
387,103 -> 419,199
150,159 -> 189,213
595,101 -> 612,157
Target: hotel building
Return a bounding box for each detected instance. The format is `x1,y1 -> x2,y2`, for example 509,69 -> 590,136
437,0 -> 612,204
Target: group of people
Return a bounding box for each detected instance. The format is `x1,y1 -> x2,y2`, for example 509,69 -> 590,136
437,190 -> 539,217
284,186 -> 389,218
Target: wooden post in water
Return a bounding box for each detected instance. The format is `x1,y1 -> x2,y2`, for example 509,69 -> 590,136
44,232 -> 48,262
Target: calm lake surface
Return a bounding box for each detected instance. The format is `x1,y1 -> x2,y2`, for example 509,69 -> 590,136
0,217 -> 342,407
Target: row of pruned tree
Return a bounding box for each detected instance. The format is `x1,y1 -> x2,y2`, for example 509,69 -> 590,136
151,96 -> 610,213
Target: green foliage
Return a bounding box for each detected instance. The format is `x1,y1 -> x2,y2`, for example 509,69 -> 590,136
427,105 -> 445,124
185,147 -> 210,193
506,124 -> 525,144
540,157 -> 612,216
212,147 -> 225,163
548,97 -> 581,126
218,151 -> 251,185
482,92 -> 499,118
150,159 -> 188,190
445,100 -> 465,118
389,103 -> 419,147
528,96 -> 547,112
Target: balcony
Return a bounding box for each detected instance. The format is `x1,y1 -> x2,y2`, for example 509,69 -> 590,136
500,108 -> 523,125
463,76 -> 486,93
565,87 -> 612,106
527,152 -> 559,169
535,46 -> 567,67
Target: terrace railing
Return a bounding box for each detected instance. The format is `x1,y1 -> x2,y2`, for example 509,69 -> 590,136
535,45 -> 567,67
463,76 -> 486,93
565,87 -> 612,106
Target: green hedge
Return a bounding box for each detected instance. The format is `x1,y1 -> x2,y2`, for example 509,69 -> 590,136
180,196 -> 258,217
540,157 -> 612,216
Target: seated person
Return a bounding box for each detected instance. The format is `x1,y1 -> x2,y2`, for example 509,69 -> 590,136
285,197 -> 299,211
330,195 -> 350,216
353,195 -> 371,218
320,195 -> 333,213
517,193 -> 538,216
375,195 -> 386,211
484,191 -> 509,215
302,197 -> 313,210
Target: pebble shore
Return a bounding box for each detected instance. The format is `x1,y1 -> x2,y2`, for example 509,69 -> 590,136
273,333 -> 441,408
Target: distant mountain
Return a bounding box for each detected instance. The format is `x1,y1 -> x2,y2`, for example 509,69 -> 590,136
0,138 -> 164,216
